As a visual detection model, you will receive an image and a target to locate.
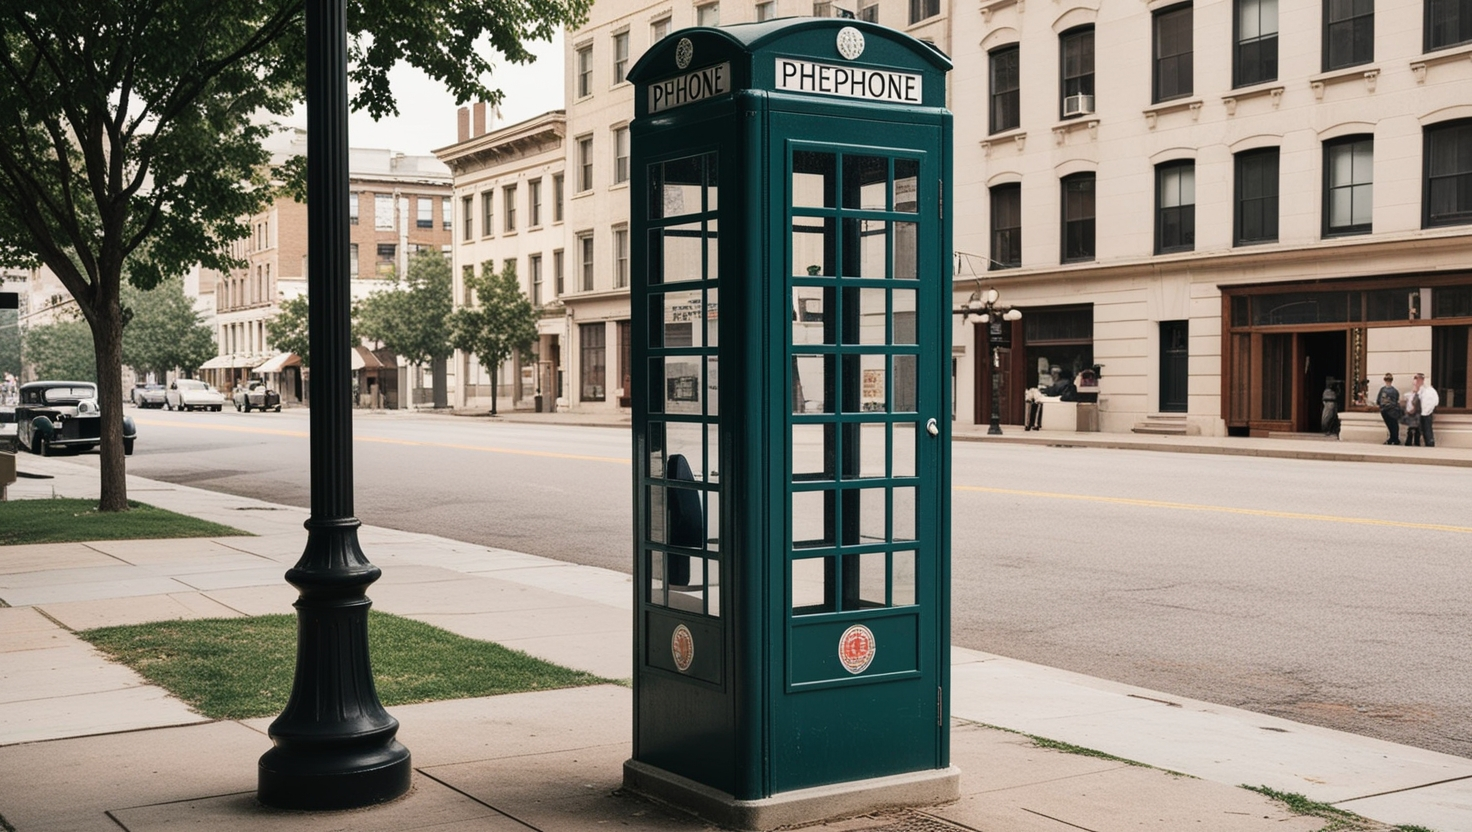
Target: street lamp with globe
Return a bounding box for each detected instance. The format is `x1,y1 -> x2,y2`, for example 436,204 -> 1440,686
955,288 -> 1022,435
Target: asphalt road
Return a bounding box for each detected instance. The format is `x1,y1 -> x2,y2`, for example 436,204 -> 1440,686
69,405 -> 1472,760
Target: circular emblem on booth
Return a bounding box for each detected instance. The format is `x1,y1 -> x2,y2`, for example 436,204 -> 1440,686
675,37 -> 694,70
838,624 -> 876,674
671,624 -> 695,672
836,26 -> 866,60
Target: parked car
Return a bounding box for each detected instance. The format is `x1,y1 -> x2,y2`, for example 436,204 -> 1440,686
165,379 -> 226,412
133,383 -> 167,408
232,380 -> 282,412
16,381 -> 137,456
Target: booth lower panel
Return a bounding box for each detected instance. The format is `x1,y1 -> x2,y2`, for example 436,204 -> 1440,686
623,758 -> 960,832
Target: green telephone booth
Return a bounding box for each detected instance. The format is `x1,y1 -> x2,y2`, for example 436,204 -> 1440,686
625,19 -> 956,829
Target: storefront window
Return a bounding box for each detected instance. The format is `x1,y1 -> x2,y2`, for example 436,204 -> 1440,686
1432,325 -> 1469,409
1022,307 -> 1093,390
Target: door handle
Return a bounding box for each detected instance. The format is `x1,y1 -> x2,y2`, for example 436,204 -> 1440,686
926,417 -> 939,437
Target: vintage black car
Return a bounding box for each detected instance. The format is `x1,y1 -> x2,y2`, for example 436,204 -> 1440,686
232,380 -> 282,412
16,381 -> 137,456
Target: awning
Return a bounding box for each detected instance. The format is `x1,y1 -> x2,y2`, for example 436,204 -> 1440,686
351,346 -> 386,370
253,352 -> 301,374
199,353 -> 269,370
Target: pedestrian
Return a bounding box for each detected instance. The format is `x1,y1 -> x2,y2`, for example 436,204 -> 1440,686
1412,372 -> 1439,448
1321,379 -> 1340,437
1400,386 -> 1422,446
1375,373 -> 1401,445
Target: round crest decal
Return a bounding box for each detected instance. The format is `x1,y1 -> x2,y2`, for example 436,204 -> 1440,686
675,37 -> 694,70
838,624 -> 876,674
836,26 -> 866,60
671,624 -> 695,672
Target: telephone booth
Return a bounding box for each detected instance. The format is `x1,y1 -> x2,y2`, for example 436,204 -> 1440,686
625,19 -> 956,829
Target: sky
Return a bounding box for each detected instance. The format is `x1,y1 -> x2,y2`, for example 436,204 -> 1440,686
283,31 -> 566,158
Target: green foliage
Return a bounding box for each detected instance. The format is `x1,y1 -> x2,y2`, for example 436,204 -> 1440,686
121,276 -> 216,379
265,295 -> 312,367
356,249 -> 454,367
80,612 -> 613,720
0,499 -> 247,545
1241,785 -> 1385,832
449,262 -> 538,409
0,308 -> 18,379
21,319 -> 95,381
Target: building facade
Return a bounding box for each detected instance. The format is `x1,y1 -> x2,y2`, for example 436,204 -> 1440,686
957,0 -> 1472,442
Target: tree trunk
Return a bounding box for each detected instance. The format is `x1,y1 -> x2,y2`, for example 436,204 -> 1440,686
89,288 -> 128,511
490,364 -> 498,415
431,356 -> 447,408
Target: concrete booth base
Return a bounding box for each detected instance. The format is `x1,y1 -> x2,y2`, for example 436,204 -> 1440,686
623,760 -> 962,831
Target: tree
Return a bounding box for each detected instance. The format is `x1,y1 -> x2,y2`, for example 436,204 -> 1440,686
356,249 -> 454,407
0,308 -> 19,380
121,276 -> 215,381
22,318 -> 96,382
0,0 -> 590,511
265,295 -> 313,368
449,262 -> 537,415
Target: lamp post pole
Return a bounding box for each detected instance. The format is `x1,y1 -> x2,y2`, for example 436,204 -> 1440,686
954,287 -> 1022,436
257,0 -> 412,810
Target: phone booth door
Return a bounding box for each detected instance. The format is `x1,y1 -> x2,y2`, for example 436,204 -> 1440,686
777,112 -> 949,788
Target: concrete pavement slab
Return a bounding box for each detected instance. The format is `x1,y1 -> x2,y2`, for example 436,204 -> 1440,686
0,686 -> 207,746
37,591 -> 244,631
0,570 -> 198,607
80,538 -> 267,568
167,565 -> 292,592
480,562 -> 635,610
0,543 -> 121,574
196,584 -> 301,617
368,572 -> 598,615
407,608 -> 629,679
0,607 -> 70,651
1337,777 -> 1472,831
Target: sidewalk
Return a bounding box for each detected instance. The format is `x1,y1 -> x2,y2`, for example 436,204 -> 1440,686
1,456 -> 1465,831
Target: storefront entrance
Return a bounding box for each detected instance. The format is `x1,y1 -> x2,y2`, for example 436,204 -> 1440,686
1298,330 -> 1346,433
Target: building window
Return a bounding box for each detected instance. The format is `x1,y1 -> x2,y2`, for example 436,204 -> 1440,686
989,46 -> 1020,134
1156,161 -> 1196,253
504,184 -> 517,232
697,3 -> 720,26
553,174 -> 565,222
1325,0 -> 1373,69
1234,0 -> 1278,87
613,227 -> 630,288
910,0 -> 940,24
990,183 -> 1021,269
1426,120 -> 1472,227
1428,0 -> 1472,50
652,16 -> 671,41
442,196 -> 452,230
860,3 -> 879,22
349,192 -> 359,225
814,1 -> 833,17
350,243 -> 359,277
577,45 -> 593,97
375,194 -> 394,230
1061,173 -> 1096,263
579,233 -> 595,291
757,1 -> 776,20
1325,136 -> 1373,235
481,191 -> 494,236
530,254 -> 543,306
1235,148 -> 1280,245
554,249 -> 565,296
612,31 -> 629,85
578,137 -> 594,192
377,243 -> 396,265
416,197 -> 432,228
614,127 -> 630,184
1060,28 -> 1095,118
529,179 -> 543,227
461,195 -> 473,241
462,265 -> 475,304
1153,4 -> 1193,102
580,323 -> 606,402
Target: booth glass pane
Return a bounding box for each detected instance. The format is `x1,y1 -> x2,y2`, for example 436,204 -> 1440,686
894,486 -> 916,541
648,550 -> 665,605
893,355 -> 918,412
706,491 -> 721,551
647,358 -> 664,413
843,155 -> 889,210
793,150 -> 836,208
664,357 -> 703,414
706,220 -> 719,281
648,486 -> 666,544
844,422 -> 886,478
707,559 -> 720,616
855,551 -> 888,608
668,558 -> 705,613
660,290 -> 704,347
656,156 -> 705,218
648,422 -> 665,478
706,423 -> 720,483
857,487 -> 886,544
793,490 -> 833,548
647,229 -> 664,285
706,356 -> 720,417
843,218 -> 888,278
703,152 -> 718,211
894,222 -> 918,279
842,353 -> 887,412
893,289 -> 918,344
840,286 -> 887,345
663,223 -> 703,284
794,217 -> 835,276
894,159 -> 919,212
793,286 -> 834,345
706,287 -> 719,345
893,422 -> 916,477
892,550 -> 916,606
792,423 -> 834,480
793,354 -> 833,413
666,422 -> 703,480
793,556 -> 835,614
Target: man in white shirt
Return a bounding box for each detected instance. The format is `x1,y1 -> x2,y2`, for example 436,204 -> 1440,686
1413,372 -> 1440,448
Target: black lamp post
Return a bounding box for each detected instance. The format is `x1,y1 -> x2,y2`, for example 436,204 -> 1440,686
955,288 -> 1022,435
257,0 -> 412,810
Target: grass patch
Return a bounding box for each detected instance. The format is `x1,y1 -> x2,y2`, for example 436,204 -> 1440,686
0,498 -> 248,545
79,612 -> 612,720
1243,785 -> 1438,832
956,717 -> 1189,776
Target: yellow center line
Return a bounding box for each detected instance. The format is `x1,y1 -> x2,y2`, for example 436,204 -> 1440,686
956,485 -> 1472,534
130,417 -> 630,464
